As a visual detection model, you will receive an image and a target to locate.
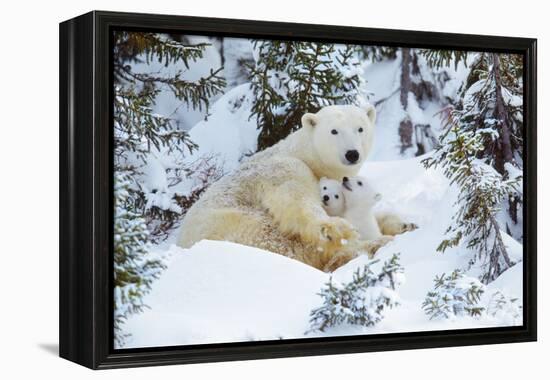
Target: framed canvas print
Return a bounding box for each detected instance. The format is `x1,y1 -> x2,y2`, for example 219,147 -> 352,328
59,11 -> 537,369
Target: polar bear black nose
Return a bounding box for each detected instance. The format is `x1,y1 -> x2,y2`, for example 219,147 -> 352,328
345,150 -> 359,163
323,195 -> 330,202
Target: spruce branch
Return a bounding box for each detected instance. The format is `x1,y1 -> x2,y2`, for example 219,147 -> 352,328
309,254 -> 404,332
422,269 -> 485,319
423,121 -> 520,283
248,40 -> 364,150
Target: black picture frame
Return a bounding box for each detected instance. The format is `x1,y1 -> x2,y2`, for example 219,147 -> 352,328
59,10 -> 537,370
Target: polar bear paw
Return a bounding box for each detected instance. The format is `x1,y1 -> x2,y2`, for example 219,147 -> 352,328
372,235 -> 394,253
377,212 -> 419,236
360,235 -> 394,259
319,217 -> 358,249
399,222 -> 418,233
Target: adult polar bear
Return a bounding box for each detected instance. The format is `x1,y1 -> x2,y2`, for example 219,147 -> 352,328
178,104 -> 408,271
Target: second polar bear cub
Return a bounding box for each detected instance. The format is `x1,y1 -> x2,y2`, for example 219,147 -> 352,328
341,175 -> 384,240
320,175 -> 390,241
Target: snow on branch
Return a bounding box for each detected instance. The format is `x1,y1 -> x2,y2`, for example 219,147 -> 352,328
308,254 -> 404,332
422,270 -> 485,320
423,122 -> 521,284
247,40 -> 366,150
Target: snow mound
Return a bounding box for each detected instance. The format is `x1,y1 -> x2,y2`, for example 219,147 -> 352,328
122,240 -> 327,348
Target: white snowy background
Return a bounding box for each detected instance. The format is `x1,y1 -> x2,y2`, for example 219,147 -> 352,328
119,36 -> 524,348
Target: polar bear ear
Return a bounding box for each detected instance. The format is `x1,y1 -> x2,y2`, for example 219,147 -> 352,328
363,104 -> 376,124
301,113 -> 318,129
374,193 -> 382,202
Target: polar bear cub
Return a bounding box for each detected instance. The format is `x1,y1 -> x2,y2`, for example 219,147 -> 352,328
341,175 -> 385,240
319,175 -> 418,259
319,177 -> 345,217
319,175 -> 387,241
319,175 -> 393,260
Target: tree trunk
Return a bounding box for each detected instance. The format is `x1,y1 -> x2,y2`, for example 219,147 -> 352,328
219,37 -> 225,68
483,212 -> 514,284
492,53 -> 519,226
492,53 -> 514,174
399,49 -> 413,152
400,48 -> 411,109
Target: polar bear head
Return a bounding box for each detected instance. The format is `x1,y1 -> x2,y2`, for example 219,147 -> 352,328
341,175 -> 381,210
319,177 -> 345,217
301,104 -> 376,178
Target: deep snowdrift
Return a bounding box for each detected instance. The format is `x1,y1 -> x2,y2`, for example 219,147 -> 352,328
122,156 -> 523,348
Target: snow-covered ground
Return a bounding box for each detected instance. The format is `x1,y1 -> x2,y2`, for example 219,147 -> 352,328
122,155 -> 523,349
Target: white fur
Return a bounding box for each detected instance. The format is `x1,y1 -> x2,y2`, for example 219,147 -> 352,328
342,176 -> 383,240
319,177 -> 345,217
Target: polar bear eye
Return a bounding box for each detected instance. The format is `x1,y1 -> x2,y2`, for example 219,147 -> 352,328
323,186 -> 327,190
335,195 -> 339,199
357,181 -> 363,186
331,129 -> 338,135
358,127 -> 364,133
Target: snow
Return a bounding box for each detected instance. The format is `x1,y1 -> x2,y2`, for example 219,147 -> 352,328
463,79 -> 487,113
181,83 -> 259,173
121,156 -> 523,348
363,52 -> 451,161
502,86 -> 523,108
122,241 -> 326,347
223,38 -> 255,87
134,83 -> 260,200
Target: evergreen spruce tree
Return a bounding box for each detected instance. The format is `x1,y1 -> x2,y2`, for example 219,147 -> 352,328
113,31 -> 226,237
113,172 -> 165,347
422,269 -> 485,320
309,254 -> 403,332
486,290 -> 522,324
420,51 -> 524,283
462,53 -> 523,233
448,52 -> 523,176
422,49 -> 469,71
423,124 -> 520,283
248,41 -> 364,151
424,51 -> 524,239
359,46 -> 397,62
112,32 -> 226,345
